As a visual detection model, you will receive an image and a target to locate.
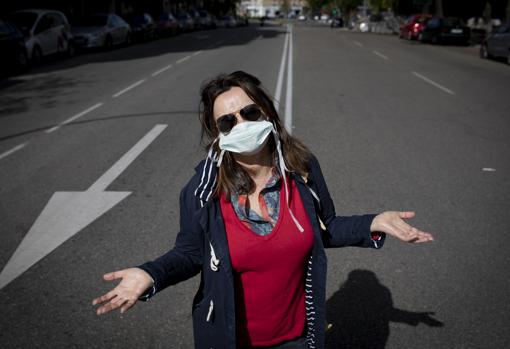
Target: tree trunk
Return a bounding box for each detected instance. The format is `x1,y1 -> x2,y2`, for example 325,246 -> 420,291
435,0 -> 443,17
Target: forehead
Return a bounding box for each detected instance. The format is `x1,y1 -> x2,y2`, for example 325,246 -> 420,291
213,86 -> 255,119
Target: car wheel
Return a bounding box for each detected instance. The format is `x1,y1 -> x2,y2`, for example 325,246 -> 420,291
31,46 -> 42,65
407,30 -> 413,40
104,35 -> 113,49
125,33 -> 131,46
431,35 -> 439,44
67,41 -> 75,57
418,32 -> 424,42
479,44 -> 489,59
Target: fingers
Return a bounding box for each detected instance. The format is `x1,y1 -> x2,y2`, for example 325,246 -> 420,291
120,299 -> 137,314
92,289 -> 116,306
103,270 -> 124,281
96,295 -> 128,315
398,211 -> 416,219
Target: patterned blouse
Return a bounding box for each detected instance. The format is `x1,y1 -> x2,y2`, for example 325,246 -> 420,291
231,168 -> 281,236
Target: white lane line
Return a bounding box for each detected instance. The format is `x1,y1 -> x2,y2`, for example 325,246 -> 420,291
482,168 -> 496,172
151,64 -> 173,77
176,55 -> 191,64
284,24 -> 293,134
112,79 -> 146,98
0,142 -> 28,161
274,30 -> 289,112
46,102 -> 103,133
412,71 -> 455,95
353,41 -> 363,47
373,50 -> 389,60
192,50 -> 203,56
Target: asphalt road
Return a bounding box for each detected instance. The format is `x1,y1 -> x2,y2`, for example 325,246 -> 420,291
1,22 -> 509,348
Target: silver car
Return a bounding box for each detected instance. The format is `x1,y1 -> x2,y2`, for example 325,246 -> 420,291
72,14 -> 131,49
8,9 -> 74,63
480,21 -> 510,65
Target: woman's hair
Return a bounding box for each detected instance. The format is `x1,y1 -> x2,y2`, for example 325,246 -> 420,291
199,71 -> 312,197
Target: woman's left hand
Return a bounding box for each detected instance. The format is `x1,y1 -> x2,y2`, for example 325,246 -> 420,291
370,211 -> 434,243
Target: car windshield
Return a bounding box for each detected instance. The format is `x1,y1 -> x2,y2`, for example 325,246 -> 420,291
74,15 -> 107,26
8,12 -> 37,30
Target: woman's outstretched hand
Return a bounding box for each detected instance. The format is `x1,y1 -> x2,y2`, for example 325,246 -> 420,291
92,268 -> 153,315
370,211 -> 434,243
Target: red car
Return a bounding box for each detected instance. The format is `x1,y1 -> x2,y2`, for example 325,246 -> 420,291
400,14 -> 432,40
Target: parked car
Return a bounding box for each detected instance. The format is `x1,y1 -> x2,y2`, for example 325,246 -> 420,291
419,17 -> 470,45
399,14 -> 431,40
330,16 -> 343,28
127,13 -> 157,42
176,12 -> 195,32
156,13 -> 179,36
72,14 -> 131,49
217,16 -> 237,28
8,9 -> 74,64
199,10 -> 216,29
480,21 -> 510,64
0,17 -> 28,73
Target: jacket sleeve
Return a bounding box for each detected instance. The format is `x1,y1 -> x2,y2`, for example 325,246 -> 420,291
308,155 -> 386,249
137,177 -> 204,299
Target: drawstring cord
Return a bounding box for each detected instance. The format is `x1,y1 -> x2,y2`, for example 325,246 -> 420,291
274,130 -> 304,233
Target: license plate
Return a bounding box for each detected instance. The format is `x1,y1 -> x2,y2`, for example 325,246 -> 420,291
451,29 -> 463,34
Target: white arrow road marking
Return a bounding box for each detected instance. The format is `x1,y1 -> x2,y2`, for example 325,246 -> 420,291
0,124 -> 168,290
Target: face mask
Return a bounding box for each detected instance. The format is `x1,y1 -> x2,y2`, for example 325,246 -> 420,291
218,120 -> 274,159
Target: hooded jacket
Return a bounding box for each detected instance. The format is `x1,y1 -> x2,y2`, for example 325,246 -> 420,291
138,155 -> 386,349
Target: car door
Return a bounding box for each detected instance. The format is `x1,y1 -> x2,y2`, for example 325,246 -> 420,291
50,12 -> 70,53
33,14 -> 56,55
493,22 -> 510,57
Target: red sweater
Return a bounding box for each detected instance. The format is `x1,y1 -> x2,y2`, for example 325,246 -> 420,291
220,178 -> 314,347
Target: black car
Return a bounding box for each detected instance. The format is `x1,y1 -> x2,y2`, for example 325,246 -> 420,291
127,13 -> 157,42
0,17 -> 28,74
419,17 -> 470,45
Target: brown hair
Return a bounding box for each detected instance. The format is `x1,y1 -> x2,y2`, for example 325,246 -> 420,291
199,71 -> 312,197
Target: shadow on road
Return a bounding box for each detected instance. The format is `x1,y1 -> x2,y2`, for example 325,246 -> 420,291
0,25 -> 284,119
0,110 -> 196,142
325,270 -> 444,349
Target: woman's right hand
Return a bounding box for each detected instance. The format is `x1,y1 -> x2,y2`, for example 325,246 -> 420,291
92,268 -> 153,315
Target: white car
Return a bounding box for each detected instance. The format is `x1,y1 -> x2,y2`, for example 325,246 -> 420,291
8,9 -> 74,63
72,14 -> 131,49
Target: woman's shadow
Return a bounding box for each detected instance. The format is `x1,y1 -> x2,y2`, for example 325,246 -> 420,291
325,270 -> 443,349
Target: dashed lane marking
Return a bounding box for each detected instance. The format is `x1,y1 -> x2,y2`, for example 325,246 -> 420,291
46,103 -> 104,133
412,71 -> 455,95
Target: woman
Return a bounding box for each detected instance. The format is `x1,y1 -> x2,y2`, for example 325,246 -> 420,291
92,71 -> 433,349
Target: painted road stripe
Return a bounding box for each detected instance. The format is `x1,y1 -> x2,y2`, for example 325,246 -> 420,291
192,50 -> 203,56
151,64 -> 173,77
284,24 -> 294,134
412,71 -> 455,95
176,55 -> 191,64
89,124 -> 168,191
373,50 -> 389,60
46,102 -> 103,133
353,41 -> 363,47
112,79 -> 147,98
482,168 -> 496,172
0,143 -> 28,161
0,124 -> 168,290
274,29 -> 289,112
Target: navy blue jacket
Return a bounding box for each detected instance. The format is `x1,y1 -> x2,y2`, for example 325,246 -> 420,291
138,155 -> 386,349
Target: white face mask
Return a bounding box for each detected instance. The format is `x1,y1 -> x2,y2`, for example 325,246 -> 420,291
218,120 -> 274,157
